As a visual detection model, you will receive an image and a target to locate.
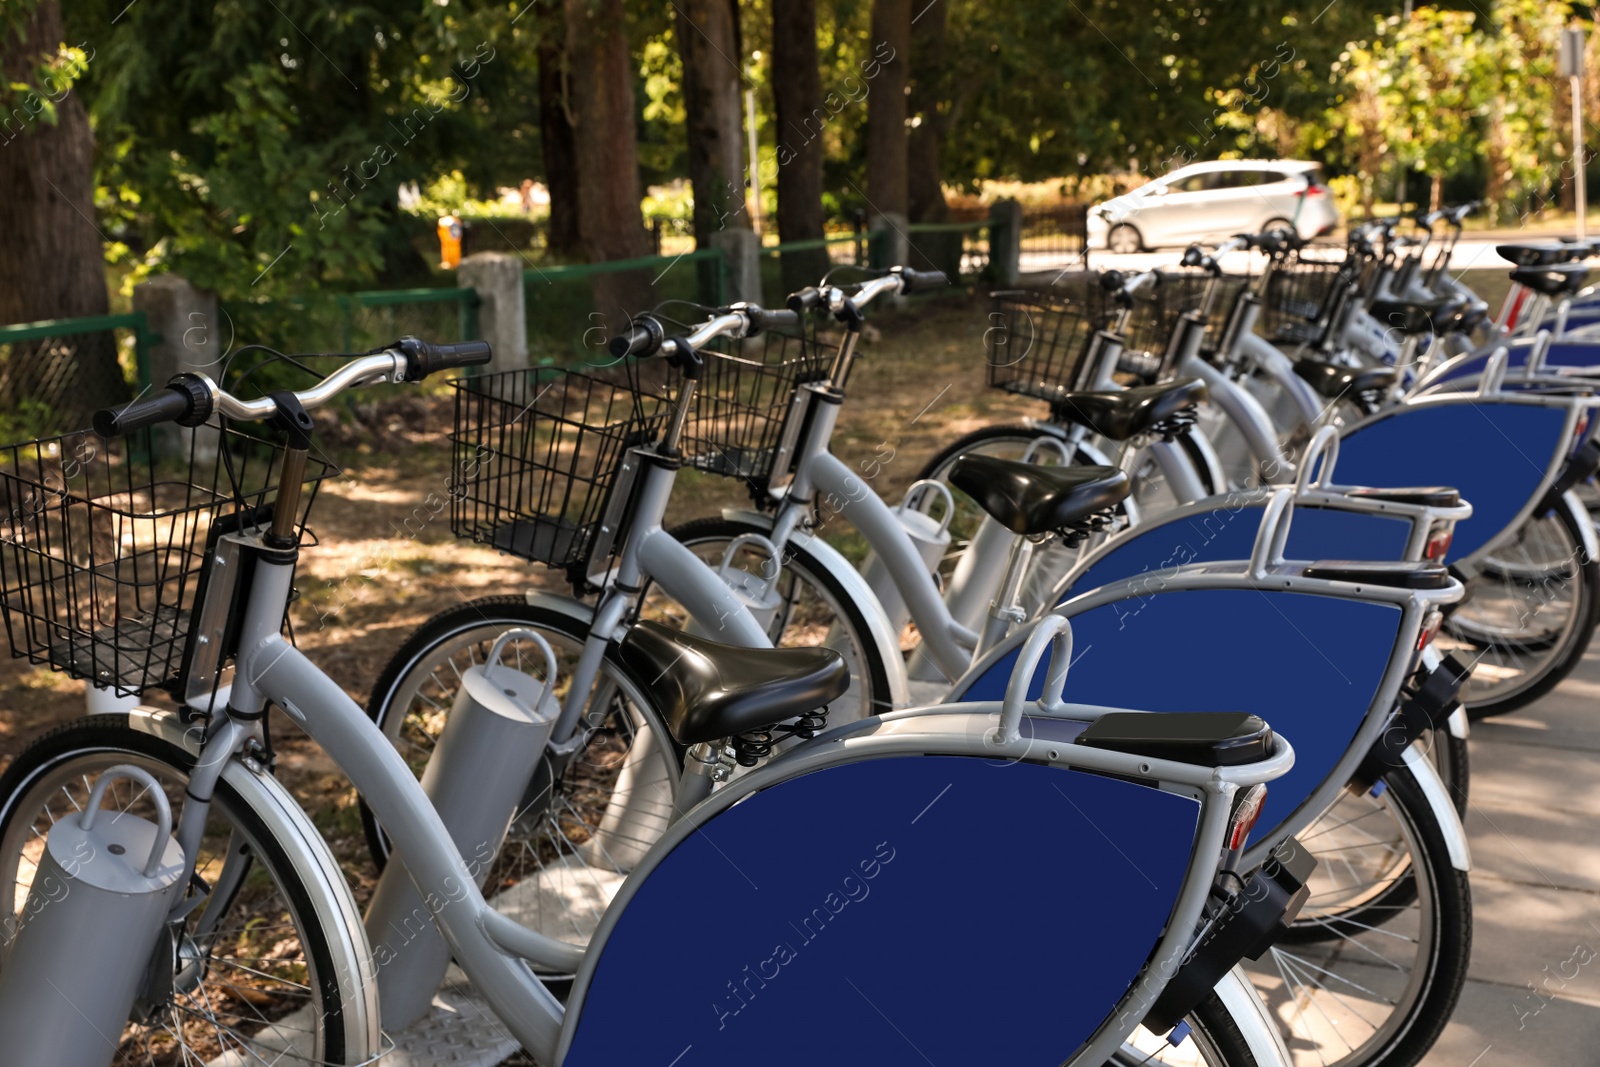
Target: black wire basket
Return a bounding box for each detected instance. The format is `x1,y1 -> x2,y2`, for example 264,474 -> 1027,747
1260,249 -> 1353,345
1120,270 -> 1253,367
0,427 -> 332,695
986,289 -> 1112,401
671,329 -> 833,490
450,367 -> 671,584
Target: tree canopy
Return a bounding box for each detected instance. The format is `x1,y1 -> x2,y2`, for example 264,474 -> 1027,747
0,0 -> 1590,307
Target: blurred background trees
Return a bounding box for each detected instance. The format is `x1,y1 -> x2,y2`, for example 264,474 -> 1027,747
1,0 -> 1595,311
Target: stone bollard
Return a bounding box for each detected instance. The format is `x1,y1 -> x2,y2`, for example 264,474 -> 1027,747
709,228 -> 762,306
988,198 -> 1024,287
458,252 -> 528,375
869,211 -> 910,273
131,273 -> 223,461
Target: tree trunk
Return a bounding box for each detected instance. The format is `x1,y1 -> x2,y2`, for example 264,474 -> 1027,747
564,0 -> 650,327
0,0 -> 121,425
564,0 -> 648,264
906,0 -> 948,224
537,2 -> 581,259
676,0 -> 749,245
1429,173 -> 1444,214
0,2 -> 107,326
771,0 -> 828,292
865,0 -> 910,224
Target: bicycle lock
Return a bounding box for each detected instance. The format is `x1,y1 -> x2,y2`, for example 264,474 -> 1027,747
363,628 -> 561,1031
0,765 -> 186,1065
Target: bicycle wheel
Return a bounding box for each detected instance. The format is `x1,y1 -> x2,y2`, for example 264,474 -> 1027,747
1243,761 -> 1471,1067
660,516 -> 895,720
362,596 -> 681,961
1439,496 -> 1600,718
0,715 -> 375,1066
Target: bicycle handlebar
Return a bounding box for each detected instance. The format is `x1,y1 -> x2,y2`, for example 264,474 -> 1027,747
786,265 -> 949,316
395,337 -> 492,380
607,303 -> 801,360
93,378 -> 209,438
92,336 -> 490,439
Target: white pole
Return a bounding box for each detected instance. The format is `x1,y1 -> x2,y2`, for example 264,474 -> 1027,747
745,87 -> 763,235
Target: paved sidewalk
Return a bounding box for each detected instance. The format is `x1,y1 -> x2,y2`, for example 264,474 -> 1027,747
1423,643 -> 1600,1064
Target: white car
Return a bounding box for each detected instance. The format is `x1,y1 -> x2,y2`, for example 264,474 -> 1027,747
1086,160 -> 1340,253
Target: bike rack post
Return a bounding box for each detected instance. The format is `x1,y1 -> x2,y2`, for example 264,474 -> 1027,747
1248,489 -> 1296,580
989,613 -> 1074,746
0,765 -> 185,1066
1478,346 -> 1510,396
1292,425 -> 1340,496
364,628 -> 560,1032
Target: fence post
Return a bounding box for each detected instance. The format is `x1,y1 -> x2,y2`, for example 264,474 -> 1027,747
458,252 -> 528,374
709,230 -> 760,305
869,212 -> 910,270
988,199 -> 1023,286
132,273 -> 221,459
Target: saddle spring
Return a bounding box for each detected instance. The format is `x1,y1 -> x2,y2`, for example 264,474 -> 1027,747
1055,507 -> 1121,548
1149,408 -> 1198,442
732,708 -> 830,767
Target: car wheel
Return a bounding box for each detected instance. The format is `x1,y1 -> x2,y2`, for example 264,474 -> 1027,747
1262,216 -> 1296,237
1107,223 -> 1142,254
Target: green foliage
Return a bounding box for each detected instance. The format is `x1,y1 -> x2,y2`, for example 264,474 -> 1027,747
64,0 -> 522,299
1312,2 -> 1571,218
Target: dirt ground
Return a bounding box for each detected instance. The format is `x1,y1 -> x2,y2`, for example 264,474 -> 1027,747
0,268 -> 1517,899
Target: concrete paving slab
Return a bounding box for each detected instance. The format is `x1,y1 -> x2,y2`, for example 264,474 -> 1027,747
1465,876 -> 1600,1005
1457,740 -> 1600,817
1422,973 -> 1600,1065
1422,644 -> 1600,1063
1463,802 -> 1600,894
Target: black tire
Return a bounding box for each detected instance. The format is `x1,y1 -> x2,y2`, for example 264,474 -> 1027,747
664,515 -> 897,720
1109,223 -> 1144,254
0,716 -> 367,1065
1433,724 -> 1470,817
1249,760 -> 1471,1067
1450,497 -> 1600,719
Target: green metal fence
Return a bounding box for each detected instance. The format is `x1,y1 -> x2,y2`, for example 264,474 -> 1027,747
0,312 -> 152,437
220,287 -> 480,358
902,219 -> 994,280
523,248 -> 727,366
758,232 -> 883,307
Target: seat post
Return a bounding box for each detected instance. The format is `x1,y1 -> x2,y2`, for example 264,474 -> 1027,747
975,535 -> 1037,659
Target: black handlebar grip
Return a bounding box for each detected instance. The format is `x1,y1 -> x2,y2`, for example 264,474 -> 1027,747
1181,245 -> 1205,268
1099,269 -> 1126,292
787,287 -> 826,313
607,316 -> 666,359
93,385 -> 196,439
898,268 -> 949,293
746,307 -> 801,334
397,337 -> 493,380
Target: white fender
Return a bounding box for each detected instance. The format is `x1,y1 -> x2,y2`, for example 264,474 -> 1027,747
721,507 -> 911,709
522,589 -> 598,628
125,706 -> 381,1054
1401,742 -> 1472,872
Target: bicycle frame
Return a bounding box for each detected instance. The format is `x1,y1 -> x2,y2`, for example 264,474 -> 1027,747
948,491 -> 1470,871
157,539 -> 1295,1065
